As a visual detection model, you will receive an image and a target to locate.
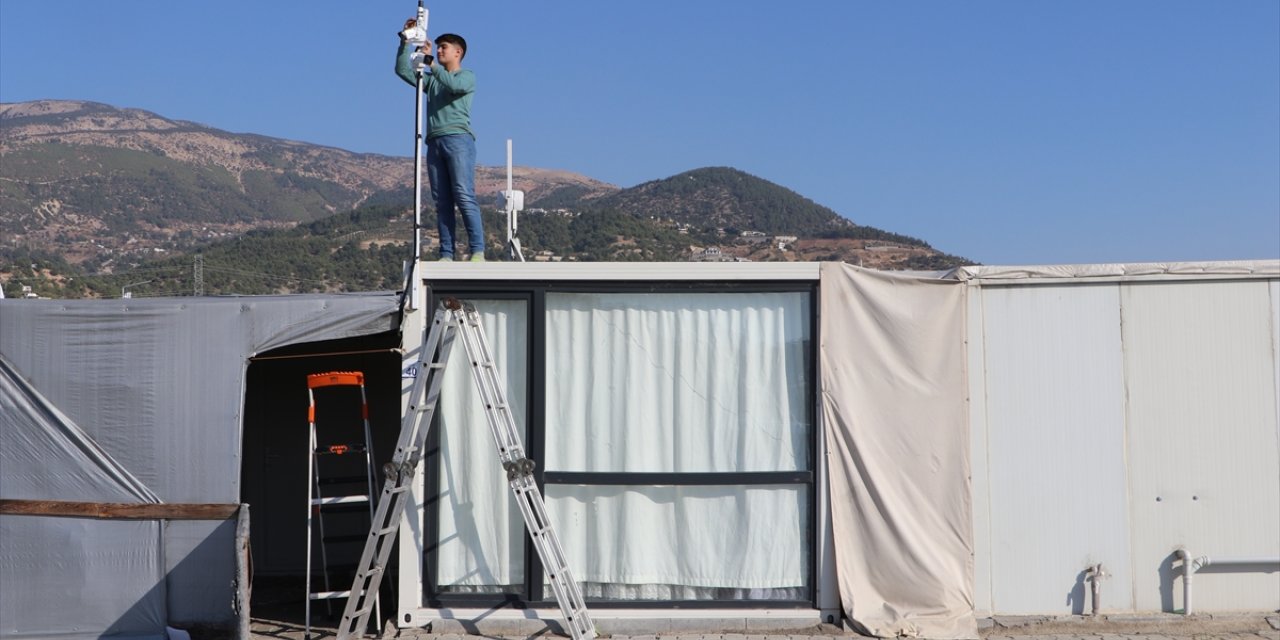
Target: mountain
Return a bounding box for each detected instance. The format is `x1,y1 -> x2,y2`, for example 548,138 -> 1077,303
597,166 -> 856,235
1,100 -> 972,298
587,166 -> 953,262
0,100 -> 615,268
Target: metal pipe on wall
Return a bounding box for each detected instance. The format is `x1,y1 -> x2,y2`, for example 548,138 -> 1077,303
1177,549 -> 1280,615
1084,564 -> 1106,616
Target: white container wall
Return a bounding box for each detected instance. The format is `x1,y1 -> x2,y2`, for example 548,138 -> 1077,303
969,273 -> 1280,615
1121,281 -> 1280,612
971,284 -> 1133,614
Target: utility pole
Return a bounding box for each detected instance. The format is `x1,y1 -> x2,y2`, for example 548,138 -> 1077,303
194,254 -> 204,296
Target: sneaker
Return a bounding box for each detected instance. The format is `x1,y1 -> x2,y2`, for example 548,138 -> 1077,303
439,256 -> 453,262
469,254 -> 486,263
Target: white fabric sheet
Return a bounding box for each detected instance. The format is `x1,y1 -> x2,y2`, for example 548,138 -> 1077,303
819,263 -> 977,639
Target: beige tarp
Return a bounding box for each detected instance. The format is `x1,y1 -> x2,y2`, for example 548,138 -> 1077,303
820,263 -> 977,639
949,259 -> 1279,281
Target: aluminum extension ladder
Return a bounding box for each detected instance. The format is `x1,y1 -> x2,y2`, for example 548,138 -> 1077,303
305,371 -> 381,640
335,297 -> 596,640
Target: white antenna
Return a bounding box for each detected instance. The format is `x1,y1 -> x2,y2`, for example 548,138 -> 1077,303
501,138 -> 526,262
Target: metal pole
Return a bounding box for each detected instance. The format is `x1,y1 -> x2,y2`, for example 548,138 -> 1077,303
408,0 -> 428,310
506,139 -> 514,257
409,68 -> 425,310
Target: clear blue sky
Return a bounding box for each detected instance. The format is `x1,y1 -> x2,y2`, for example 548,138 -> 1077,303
2,1 -> 1277,265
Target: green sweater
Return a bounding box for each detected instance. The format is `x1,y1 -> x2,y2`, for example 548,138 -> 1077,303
395,42 -> 476,140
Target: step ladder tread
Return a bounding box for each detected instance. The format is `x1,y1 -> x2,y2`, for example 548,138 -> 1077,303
310,495 -> 370,505
310,590 -> 352,600
322,534 -> 369,544
318,475 -> 372,485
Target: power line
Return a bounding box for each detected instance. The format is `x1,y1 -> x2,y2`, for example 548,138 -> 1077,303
202,265 -> 331,285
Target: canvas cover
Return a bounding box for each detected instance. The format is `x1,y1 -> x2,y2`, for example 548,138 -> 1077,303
0,293 -> 398,639
949,260 -> 1279,281
819,263 -> 977,639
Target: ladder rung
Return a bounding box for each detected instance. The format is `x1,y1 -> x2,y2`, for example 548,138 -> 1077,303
315,446 -> 368,456
323,534 -> 368,544
310,590 -> 352,600
312,495 -> 369,505
317,503 -> 373,515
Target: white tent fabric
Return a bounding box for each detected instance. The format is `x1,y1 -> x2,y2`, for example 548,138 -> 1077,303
949,260 -> 1279,281
0,293 -> 399,639
819,263 -> 977,639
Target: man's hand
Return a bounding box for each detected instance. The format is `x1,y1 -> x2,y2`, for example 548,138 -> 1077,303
400,18 -> 427,44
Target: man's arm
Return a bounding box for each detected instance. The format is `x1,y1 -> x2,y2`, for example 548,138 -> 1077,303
428,67 -> 475,96
394,41 -> 423,87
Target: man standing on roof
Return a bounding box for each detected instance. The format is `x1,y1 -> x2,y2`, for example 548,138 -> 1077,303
396,19 -> 486,262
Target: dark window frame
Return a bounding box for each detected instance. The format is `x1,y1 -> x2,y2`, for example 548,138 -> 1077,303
422,279 -> 818,610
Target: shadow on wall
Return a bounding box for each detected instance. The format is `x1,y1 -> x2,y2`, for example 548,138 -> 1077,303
101,517 -> 241,639
1065,568 -> 1087,616
1159,551 -> 1181,613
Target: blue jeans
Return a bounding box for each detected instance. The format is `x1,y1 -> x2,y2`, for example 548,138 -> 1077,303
426,134 -> 485,258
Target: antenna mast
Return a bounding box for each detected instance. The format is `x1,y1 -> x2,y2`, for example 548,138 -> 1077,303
407,0 -> 429,308
502,139 -> 526,262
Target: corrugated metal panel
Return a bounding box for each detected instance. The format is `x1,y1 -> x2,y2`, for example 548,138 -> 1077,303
981,284 -> 1133,614
1122,281 -> 1280,612
1273,281 -> 1279,448
967,286 -> 994,615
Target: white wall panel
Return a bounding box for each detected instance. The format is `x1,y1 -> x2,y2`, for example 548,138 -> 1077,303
981,284 -> 1132,614
1272,281 -> 1279,451
1122,281 -> 1280,612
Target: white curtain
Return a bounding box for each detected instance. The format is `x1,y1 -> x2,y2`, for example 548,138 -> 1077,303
435,299 -> 527,591
546,484 -> 809,597
543,292 -> 811,598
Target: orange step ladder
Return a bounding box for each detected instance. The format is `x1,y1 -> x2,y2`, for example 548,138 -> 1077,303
305,371 -> 381,640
